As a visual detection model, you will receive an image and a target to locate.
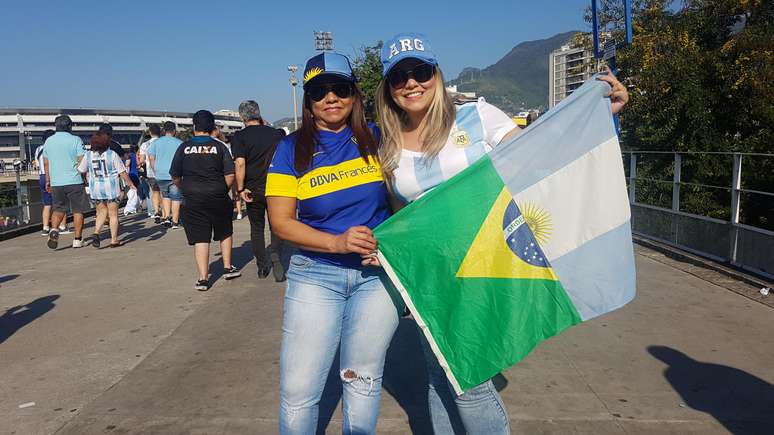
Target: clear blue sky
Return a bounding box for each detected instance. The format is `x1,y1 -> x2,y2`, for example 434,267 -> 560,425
2,0 -> 592,122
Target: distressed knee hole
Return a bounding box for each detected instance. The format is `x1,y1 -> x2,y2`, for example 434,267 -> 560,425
340,368 -> 377,395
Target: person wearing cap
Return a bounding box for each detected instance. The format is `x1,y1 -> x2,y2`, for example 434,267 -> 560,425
265,52 -> 399,434
372,32 -> 630,434
169,110 -> 242,291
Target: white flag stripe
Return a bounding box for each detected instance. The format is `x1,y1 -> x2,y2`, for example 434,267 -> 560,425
512,135 -> 630,261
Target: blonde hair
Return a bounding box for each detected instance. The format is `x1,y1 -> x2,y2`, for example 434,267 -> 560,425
376,67 -> 456,181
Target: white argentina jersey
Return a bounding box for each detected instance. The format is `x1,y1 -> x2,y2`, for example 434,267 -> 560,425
392,98 -> 516,203
78,149 -> 127,200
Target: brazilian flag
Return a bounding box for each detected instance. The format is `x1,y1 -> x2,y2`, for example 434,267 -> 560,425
374,78 -> 636,394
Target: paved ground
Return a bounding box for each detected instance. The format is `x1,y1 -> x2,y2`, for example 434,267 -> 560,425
1,215 -> 773,434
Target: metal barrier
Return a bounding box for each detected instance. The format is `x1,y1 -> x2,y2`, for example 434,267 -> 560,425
624,151 -> 774,279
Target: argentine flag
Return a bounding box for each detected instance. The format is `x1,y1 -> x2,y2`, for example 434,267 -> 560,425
375,77 -> 636,394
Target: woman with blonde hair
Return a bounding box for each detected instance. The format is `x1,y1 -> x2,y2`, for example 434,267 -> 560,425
373,32 -> 629,434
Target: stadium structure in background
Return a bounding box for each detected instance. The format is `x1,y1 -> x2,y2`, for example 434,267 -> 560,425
0,109 -> 243,166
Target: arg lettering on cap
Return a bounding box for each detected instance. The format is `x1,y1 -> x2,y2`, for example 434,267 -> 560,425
389,38 -> 426,59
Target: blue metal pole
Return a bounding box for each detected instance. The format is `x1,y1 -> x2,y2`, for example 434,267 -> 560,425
624,0 -> 633,45
591,0 -> 600,58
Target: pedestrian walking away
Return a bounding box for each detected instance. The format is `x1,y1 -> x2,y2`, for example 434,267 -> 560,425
139,124 -> 162,219
41,115 -> 89,249
77,131 -> 137,248
148,121 -> 183,229
266,52 -> 400,435
372,31 -> 630,435
170,110 -> 241,291
35,129 -> 70,236
124,144 -> 143,215
231,99 -> 287,281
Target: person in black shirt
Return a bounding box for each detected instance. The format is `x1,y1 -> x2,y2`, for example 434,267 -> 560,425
170,110 -> 242,291
231,100 -> 287,281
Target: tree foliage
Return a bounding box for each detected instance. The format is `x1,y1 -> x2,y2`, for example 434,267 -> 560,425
352,42 -> 384,122
591,0 -> 773,227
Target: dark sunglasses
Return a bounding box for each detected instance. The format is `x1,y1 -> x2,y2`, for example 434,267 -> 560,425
387,62 -> 435,88
306,83 -> 354,102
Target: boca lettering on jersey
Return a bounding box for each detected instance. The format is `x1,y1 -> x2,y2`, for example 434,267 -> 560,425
294,157 -> 383,200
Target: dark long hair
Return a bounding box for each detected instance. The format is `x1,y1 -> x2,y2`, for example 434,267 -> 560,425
294,85 -> 378,173
90,131 -> 110,154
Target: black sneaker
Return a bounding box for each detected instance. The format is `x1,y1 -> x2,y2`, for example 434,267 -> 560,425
257,265 -> 271,279
41,228 -> 50,236
170,222 -> 181,230
47,229 -> 59,250
90,233 -> 100,249
154,215 -> 162,224
270,253 -> 286,282
163,219 -> 173,228
223,266 -> 242,280
194,279 -> 209,291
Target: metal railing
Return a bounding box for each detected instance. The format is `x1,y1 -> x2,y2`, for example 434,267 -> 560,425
624,151 -> 774,279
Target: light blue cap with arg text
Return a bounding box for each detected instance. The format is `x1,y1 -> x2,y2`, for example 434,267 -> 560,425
381,32 -> 438,76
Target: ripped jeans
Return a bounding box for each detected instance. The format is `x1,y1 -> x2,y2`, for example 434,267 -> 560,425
279,254 -> 400,435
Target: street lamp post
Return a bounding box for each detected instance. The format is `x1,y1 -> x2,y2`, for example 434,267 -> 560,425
288,65 -> 299,131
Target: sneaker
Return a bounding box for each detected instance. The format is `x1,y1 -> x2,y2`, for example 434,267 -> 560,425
41,227 -> 50,236
154,215 -> 162,224
163,219 -> 172,228
194,279 -> 209,291
270,253 -> 286,282
90,233 -> 100,249
47,229 -> 59,250
170,222 -> 181,230
72,238 -> 83,248
223,265 -> 242,280
236,213 -> 243,220
58,227 -> 73,235
257,265 -> 271,279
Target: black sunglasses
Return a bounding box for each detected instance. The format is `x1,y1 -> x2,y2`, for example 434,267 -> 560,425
306,83 -> 354,102
387,62 -> 435,88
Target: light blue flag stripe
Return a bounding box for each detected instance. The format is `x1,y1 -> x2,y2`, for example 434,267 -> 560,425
490,78 -> 616,194
550,221 -> 636,320
454,104 -> 488,165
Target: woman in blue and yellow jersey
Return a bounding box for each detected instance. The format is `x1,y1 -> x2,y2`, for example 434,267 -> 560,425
265,52 -> 400,434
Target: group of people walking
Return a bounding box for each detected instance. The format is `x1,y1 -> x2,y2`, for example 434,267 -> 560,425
36,31 -> 629,434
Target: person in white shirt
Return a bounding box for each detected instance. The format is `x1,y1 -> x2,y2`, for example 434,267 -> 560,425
138,124 -> 161,219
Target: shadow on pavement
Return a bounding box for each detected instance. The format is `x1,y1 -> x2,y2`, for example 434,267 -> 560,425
648,345 -> 774,434
118,217 -> 168,243
0,274 -> 20,284
316,318 -> 434,434
0,295 -> 60,344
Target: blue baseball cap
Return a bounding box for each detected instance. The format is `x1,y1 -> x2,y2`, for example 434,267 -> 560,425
302,52 -> 356,89
381,32 -> 438,76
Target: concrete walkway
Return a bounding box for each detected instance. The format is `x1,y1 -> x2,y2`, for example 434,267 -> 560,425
1,215 -> 772,434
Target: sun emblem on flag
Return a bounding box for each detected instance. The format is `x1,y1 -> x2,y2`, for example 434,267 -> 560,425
518,202 -> 552,246
304,67 -> 323,83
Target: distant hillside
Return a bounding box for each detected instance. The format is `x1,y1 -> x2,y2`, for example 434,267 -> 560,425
449,31 -> 580,113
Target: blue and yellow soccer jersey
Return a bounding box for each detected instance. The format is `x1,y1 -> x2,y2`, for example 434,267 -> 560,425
266,125 -> 390,267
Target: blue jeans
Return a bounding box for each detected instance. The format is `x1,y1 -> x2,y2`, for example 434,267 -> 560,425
157,179 -> 182,201
420,328 -> 511,434
279,254 -> 400,435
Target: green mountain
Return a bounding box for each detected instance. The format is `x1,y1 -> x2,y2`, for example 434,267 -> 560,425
449,31 -> 580,113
